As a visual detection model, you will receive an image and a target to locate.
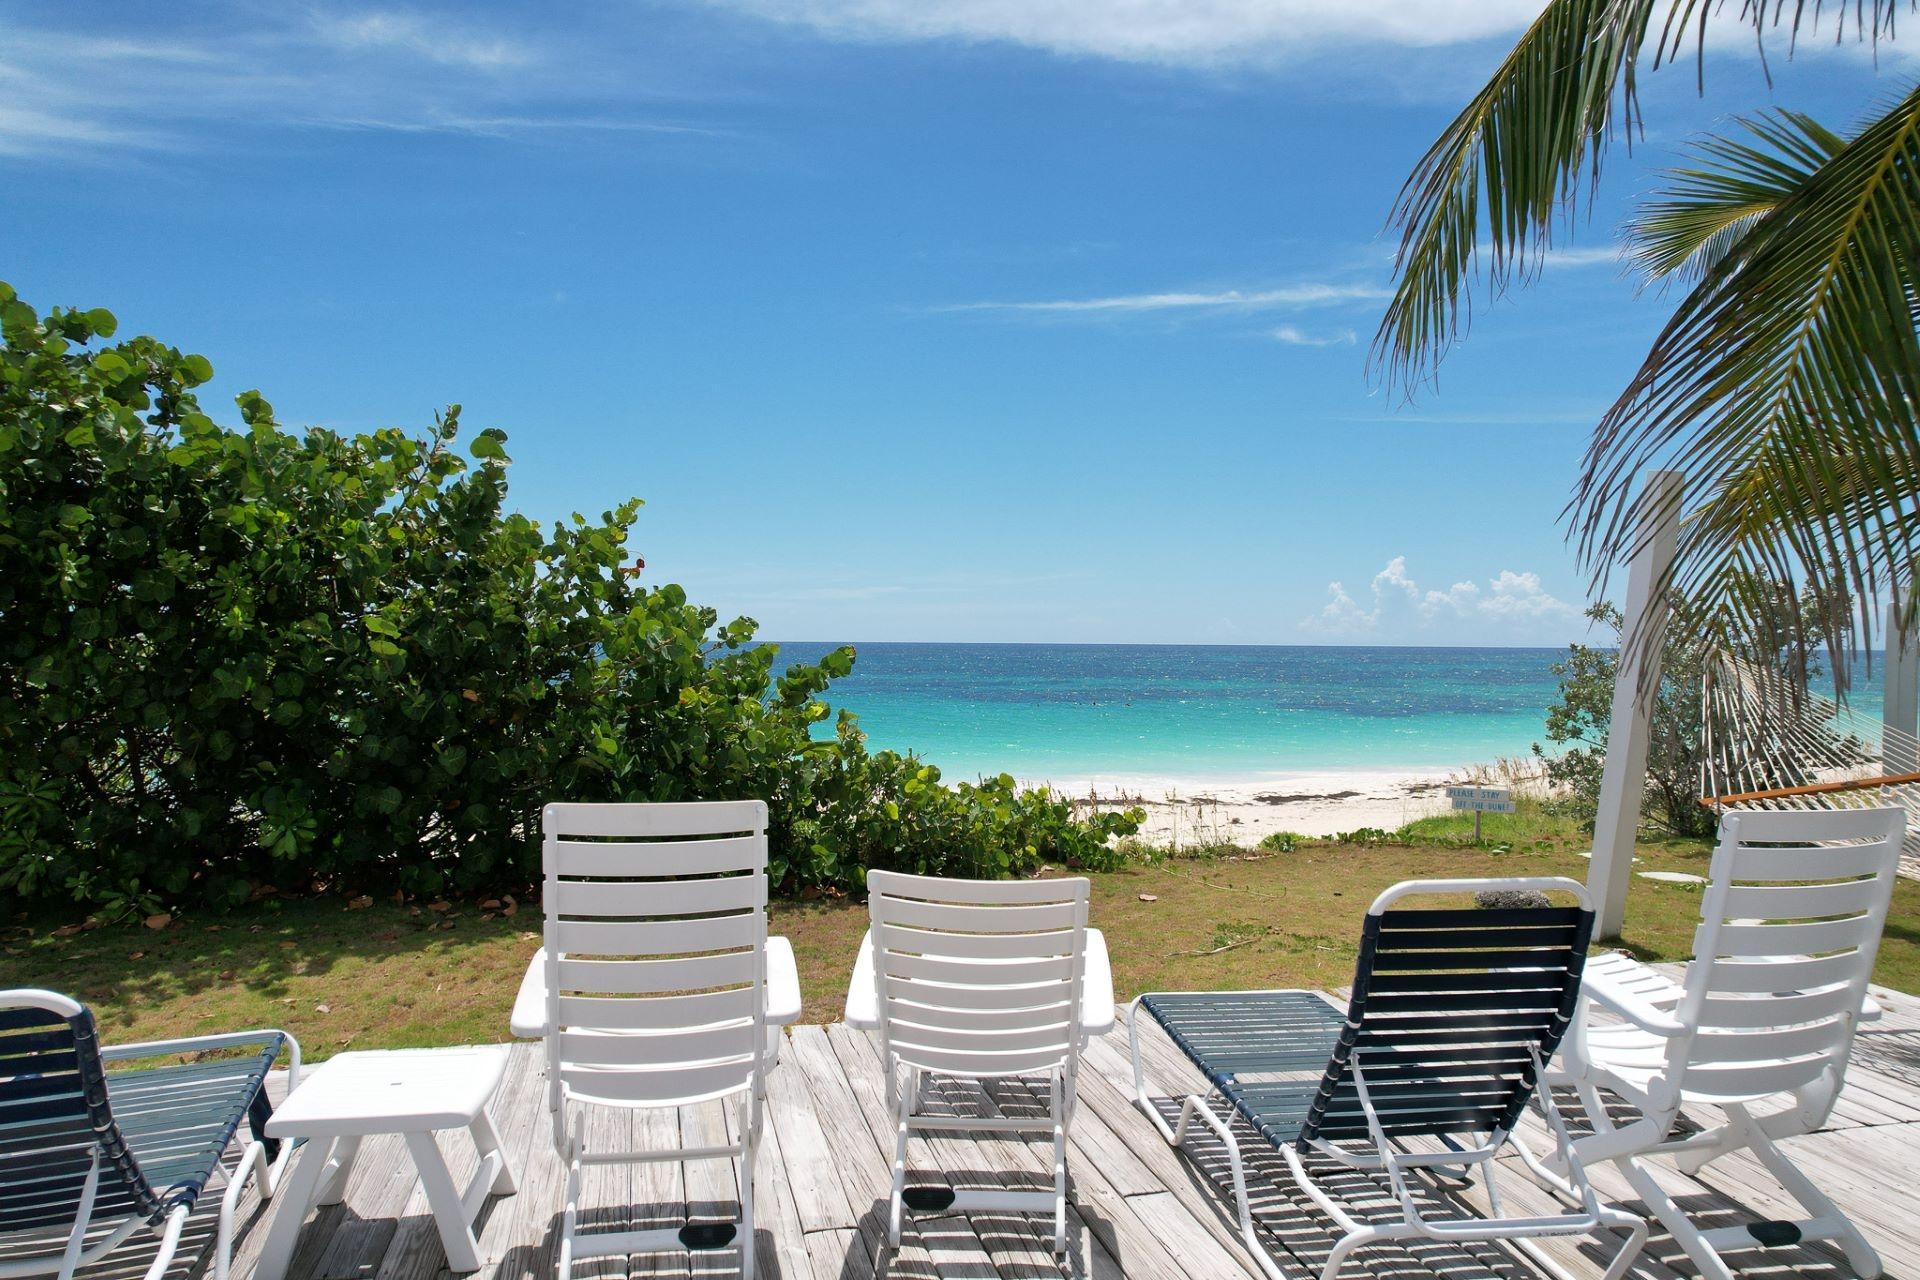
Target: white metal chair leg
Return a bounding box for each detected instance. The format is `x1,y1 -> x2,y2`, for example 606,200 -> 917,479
1131,1005 -> 1285,1279
1317,1222 -> 1393,1280
137,1207 -> 189,1280
1183,1094 -> 1285,1280
55,1152 -> 103,1280
214,1140 -> 276,1280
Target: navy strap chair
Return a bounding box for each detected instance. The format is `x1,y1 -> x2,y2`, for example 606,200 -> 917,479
0,989 -> 299,1280
1127,877 -> 1646,1280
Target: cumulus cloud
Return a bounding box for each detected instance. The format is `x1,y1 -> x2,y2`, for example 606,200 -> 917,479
1303,556 -> 1581,642
696,0 -> 1551,66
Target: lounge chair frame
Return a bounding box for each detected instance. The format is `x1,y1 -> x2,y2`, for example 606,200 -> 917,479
1128,877 -> 1646,1280
0,988 -> 300,1280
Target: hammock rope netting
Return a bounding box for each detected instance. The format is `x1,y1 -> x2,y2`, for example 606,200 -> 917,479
1702,652 -> 1920,878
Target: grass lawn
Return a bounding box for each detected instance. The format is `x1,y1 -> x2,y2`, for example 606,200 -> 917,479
9,815 -> 1919,1059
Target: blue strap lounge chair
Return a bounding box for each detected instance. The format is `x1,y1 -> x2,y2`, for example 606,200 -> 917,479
0,989 -> 300,1280
1126,877 -> 1646,1280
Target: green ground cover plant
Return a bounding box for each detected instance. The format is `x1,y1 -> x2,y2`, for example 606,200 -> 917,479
0,286 -> 1138,913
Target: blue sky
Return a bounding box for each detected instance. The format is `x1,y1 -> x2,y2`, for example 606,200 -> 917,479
1,2 -> 1900,647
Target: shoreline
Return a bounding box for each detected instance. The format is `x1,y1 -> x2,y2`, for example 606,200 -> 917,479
1026,764 -> 1541,846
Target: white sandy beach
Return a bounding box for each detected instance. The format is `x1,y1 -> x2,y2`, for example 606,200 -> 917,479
1037,766 -> 1530,847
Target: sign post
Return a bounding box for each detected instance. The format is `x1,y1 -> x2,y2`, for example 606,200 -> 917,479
1447,785 -> 1515,843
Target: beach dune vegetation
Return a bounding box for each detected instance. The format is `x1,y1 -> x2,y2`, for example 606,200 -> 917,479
0,287 -> 1139,913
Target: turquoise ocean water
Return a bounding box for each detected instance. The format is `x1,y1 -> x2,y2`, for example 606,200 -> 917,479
770,643 -> 1566,781
768,642 -> 1892,783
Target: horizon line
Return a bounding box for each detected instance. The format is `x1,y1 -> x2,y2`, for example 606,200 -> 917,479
753,638 -> 1578,651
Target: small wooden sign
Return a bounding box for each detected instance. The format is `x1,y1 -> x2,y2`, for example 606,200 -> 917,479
1446,785 -> 1515,813
1448,785 -> 1514,842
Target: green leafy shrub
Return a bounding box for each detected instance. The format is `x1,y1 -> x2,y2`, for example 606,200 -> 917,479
0,286 -> 1140,911
1257,830 -> 1304,852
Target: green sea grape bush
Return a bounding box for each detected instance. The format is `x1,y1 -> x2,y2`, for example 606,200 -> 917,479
0,286 -> 1141,910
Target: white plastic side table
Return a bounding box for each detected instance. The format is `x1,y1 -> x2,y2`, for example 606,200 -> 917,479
256,1046 -> 518,1280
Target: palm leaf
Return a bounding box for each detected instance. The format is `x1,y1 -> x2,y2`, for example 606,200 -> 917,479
1373,0 -> 1658,393
1627,111 -> 1845,283
1571,83 -> 1920,690
1376,0 -> 1913,394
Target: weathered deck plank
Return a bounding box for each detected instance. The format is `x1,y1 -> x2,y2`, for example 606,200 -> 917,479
72,984 -> 1920,1280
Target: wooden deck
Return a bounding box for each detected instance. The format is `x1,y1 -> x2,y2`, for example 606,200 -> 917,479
107,970 -> 1920,1280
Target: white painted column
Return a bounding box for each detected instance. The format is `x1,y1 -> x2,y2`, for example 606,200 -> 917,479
1589,469 -> 1684,940
1887,590 -> 1918,774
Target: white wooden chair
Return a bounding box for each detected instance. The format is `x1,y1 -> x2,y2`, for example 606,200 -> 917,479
863,870 -> 1091,1255
1552,805 -> 1905,1280
542,800 -> 773,1279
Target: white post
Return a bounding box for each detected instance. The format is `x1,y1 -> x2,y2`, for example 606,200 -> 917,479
1589,469 -> 1684,940
1888,590 -> 1918,774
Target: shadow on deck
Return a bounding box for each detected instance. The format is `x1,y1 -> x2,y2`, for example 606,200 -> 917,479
95,976 -> 1920,1280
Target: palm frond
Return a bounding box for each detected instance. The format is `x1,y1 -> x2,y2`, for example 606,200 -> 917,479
1572,83 -> 1920,691
1377,0 -> 1916,393
1372,0 -> 1658,393
1626,111 -> 1844,283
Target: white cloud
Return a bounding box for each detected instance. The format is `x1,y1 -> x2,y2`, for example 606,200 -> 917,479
697,0 -> 1550,66
938,282 -> 1388,315
0,10 -> 709,161
310,11 -> 533,71
1542,245 -> 1624,269
1303,556 -> 1581,642
1271,324 -> 1357,346
324,113 -> 725,139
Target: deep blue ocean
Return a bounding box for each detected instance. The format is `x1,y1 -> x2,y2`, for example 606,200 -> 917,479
766,643 -> 1567,781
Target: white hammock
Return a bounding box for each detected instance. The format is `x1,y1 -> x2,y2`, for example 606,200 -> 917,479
1702,652 -> 1920,878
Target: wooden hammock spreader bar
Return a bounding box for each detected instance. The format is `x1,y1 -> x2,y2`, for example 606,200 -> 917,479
1701,770 -> 1920,808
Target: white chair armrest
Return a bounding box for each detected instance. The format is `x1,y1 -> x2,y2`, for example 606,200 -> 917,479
766,937 -> 802,1026
512,941 -> 802,1036
102,1029 -> 290,1061
842,928 -> 1114,1034
1581,954 -> 1688,1037
843,933 -> 879,1030
509,949 -> 548,1039
1081,929 -> 1116,1036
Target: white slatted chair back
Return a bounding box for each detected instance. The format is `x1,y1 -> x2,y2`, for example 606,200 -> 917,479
1671,805 -> 1904,1102
543,801 -> 769,1119
867,870 -> 1089,1079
